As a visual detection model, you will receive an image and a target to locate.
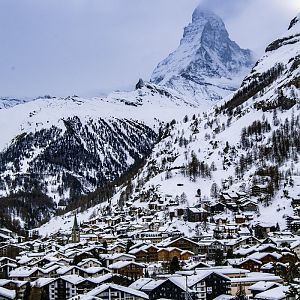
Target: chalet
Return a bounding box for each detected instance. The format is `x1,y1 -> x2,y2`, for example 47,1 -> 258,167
261,237 -> 278,246
291,196 -> 300,208
9,267 -> 39,281
248,281 -> 281,298
30,278 -> 57,300
187,207 -> 208,222
0,263 -> 17,279
56,266 -> 86,277
235,258 -> 262,272
230,274 -> 283,296
135,231 -> 167,244
105,216 -> 125,227
286,216 -> 300,232
260,262 -> 287,274
210,202 -> 225,214
224,224 -> 239,236
0,280 -> 28,299
278,252 -> 296,264
180,250 -> 194,261
0,286 -> 16,300
254,223 -> 273,239
36,264 -> 62,278
46,275 -> 92,299
182,260 -> 209,270
129,245 -> 159,263
252,184 -> 269,196
130,277 -> 192,300
220,191 -> 240,202
215,217 -> 228,225
188,271 -> 231,300
254,244 -> 277,255
0,244 -> 24,259
86,283 -> 149,300
108,261 -> 145,280
290,240 -> 300,259
129,248 -> 148,263
207,241 -> 225,260
293,206 -> 300,217
157,247 -> 182,262
227,236 -> 260,251
88,273 -> 132,287
148,221 -> 161,232
81,267 -> 110,278
169,207 -> 185,220
238,227 -> 251,236
225,202 -> 238,212
106,244 -> 126,254
0,234 -> 11,243
254,285 -> 289,300
240,201 -> 258,212
100,253 -> 136,267
161,237 -> 200,254
198,240 -> 215,256
248,252 -> 281,265
0,257 -> 17,267
235,215 -> 246,224
77,258 -> 103,269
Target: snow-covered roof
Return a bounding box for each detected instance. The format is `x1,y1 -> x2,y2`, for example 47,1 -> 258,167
254,285 -> 290,300
188,270 -> 230,286
0,287 -> 16,299
87,283 -> 149,299
129,278 -> 153,290
249,281 -> 281,291
9,267 -> 37,278
248,252 -> 282,261
108,261 -> 144,269
60,275 -> 85,285
32,277 -> 56,288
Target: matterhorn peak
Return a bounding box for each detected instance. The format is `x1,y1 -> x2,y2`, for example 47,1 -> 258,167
151,6 -> 255,104
191,7 -> 223,25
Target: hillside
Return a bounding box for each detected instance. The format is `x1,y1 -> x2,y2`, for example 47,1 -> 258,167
0,83 -> 199,230
39,13 -> 300,237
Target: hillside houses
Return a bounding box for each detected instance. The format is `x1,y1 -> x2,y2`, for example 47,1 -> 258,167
0,210 -> 299,300
0,182 -> 299,299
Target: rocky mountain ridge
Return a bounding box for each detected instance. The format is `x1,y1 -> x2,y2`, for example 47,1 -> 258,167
151,7 -> 255,104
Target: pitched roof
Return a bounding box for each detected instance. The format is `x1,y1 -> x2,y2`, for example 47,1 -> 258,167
87,283 -> 149,299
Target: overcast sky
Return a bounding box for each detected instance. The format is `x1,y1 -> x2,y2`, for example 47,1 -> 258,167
1,0 -> 300,98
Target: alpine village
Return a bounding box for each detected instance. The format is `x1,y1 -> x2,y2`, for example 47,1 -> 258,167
1,3 -> 300,300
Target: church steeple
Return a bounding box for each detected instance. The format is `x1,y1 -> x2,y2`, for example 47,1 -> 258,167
71,214 -> 80,243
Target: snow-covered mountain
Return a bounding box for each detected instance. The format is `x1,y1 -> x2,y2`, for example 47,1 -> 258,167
151,7 -> 255,104
0,81 -> 205,229
39,12 -> 300,237
132,12 -> 300,231
0,97 -> 32,109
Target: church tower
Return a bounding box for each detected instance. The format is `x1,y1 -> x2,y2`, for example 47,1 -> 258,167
71,214 -> 80,243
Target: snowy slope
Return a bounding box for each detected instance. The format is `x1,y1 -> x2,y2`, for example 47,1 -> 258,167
151,7 -> 254,104
0,82 -> 203,208
0,82 -> 201,152
0,97 -> 32,109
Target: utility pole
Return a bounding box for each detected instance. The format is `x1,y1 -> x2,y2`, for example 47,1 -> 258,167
185,274 -> 193,300
185,274 -> 188,300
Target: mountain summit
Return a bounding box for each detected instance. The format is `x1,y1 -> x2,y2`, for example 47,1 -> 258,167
150,7 -> 255,103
